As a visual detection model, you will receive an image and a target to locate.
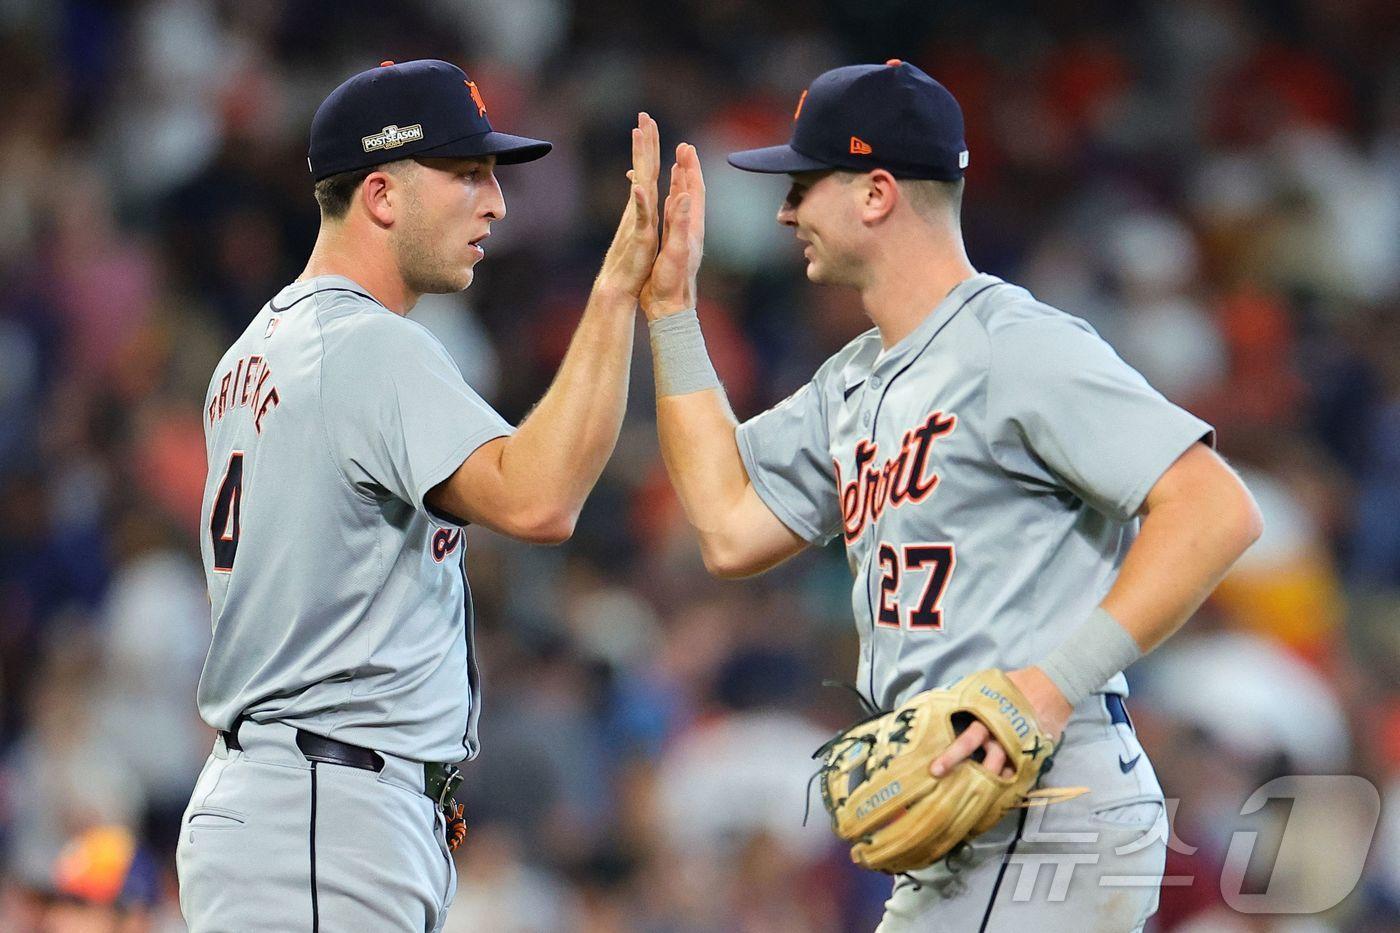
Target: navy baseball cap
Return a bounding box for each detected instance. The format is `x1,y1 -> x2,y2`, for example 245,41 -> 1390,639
308,59 -> 552,181
728,60 -> 967,180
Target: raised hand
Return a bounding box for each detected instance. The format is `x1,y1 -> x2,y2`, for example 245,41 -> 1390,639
597,113 -> 662,298
641,142 -> 706,320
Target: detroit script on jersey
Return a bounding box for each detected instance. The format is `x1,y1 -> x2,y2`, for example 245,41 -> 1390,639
837,410 -> 956,544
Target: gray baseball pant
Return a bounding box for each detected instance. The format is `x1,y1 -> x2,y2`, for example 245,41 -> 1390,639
176,719 -> 457,932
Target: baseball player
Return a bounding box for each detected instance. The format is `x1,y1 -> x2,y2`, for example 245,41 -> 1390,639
176,60 -> 686,932
642,62 -> 1262,931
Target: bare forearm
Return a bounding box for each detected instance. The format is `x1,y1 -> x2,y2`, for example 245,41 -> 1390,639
1019,451 -> 1261,733
656,389 -> 748,535
502,284 -> 637,516
1101,475 -> 1262,653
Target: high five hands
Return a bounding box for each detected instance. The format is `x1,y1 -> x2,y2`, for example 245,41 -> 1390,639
642,141 -> 705,320
598,114 -> 705,319
598,113 -> 663,299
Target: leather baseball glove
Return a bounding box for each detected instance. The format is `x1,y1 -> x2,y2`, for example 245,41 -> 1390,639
813,669 -> 1081,874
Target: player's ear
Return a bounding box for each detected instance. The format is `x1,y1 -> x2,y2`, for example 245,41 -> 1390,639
860,170 -> 898,225
360,169 -> 399,227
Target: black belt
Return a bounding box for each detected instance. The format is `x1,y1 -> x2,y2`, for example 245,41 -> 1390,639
1104,693 -> 1134,731
220,721 -> 463,809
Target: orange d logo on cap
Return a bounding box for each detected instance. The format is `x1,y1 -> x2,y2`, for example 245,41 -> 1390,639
793,89 -> 808,121
466,80 -> 487,117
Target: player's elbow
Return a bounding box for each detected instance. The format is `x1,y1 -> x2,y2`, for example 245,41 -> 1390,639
699,535 -> 763,579
513,506 -> 578,545
1227,481 -> 1265,556
1198,470 -> 1264,564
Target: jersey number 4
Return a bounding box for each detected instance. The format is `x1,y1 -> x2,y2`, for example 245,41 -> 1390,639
876,543 -> 955,631
210,451 -> 244,572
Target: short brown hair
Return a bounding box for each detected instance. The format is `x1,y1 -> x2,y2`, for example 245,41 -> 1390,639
313,160 -> 414,219
833,171 -> 965,224
901,177 -> 965,224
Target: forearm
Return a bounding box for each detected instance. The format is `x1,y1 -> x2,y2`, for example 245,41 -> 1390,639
648,309 -> 750,540
1101,485 -> 1261,653
656,389 -> 749,537
1035,448 -> 1262,710
501,283 -> 636,518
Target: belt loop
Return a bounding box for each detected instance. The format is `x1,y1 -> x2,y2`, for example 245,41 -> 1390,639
220,715 -> 246,751
1104,694 -> 1133,731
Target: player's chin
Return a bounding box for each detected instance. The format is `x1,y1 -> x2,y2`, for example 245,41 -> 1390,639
449,258 -> 478,291
419,266 -> 475,295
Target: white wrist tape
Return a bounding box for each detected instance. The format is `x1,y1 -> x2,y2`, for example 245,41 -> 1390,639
1039,607 -> 1143,708
649,309 -> 721,397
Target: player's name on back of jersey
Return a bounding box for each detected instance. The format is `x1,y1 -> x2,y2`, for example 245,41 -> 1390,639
208,354 -> 280,433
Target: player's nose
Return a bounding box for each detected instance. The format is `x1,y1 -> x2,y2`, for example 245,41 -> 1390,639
483,175 -> 506,221
776,201 -> 797,227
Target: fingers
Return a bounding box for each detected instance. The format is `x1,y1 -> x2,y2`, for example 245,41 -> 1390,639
679,141 -> 705,191
668,157 -> 684,206
662,193 -> 692,253
931,721 -> 1017,779
931,721 -> 988,777
633,113 -> 660,191
983,738 -> 1009,778
629,114 -> 662,231
675,143 -> 705,242
655,192 -> 690,272
678,142 -> 706,203
662,167 -> 681,237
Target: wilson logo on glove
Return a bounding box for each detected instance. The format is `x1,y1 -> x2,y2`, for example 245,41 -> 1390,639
977,685 -> 1032,739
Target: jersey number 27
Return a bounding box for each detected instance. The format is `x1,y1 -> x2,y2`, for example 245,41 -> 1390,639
876,543 -> 954,631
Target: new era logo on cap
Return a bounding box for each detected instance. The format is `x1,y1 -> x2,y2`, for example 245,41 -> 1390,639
361,124 -> 424,153
728,60 -> 968,181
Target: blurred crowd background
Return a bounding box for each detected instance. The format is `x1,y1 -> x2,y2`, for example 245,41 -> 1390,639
0,0 -> 1398,930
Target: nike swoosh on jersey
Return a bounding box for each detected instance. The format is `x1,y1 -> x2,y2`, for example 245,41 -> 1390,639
843,380 -> 866,401
1119,754 -> 1141,773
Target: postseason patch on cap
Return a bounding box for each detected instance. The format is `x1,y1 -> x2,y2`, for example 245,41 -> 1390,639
362,124 -> 424,153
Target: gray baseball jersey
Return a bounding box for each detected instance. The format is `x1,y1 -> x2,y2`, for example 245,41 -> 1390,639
197,274 -> 513,764
737,273 -> 1212,711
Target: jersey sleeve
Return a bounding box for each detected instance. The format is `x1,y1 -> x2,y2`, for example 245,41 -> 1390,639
735,378 -> 842,545
986,314 -> 1214,522
322,312 -> 514,525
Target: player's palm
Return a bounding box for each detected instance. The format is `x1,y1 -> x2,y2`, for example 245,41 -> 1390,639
641,143 -> 705,320
599,113 -> 661,298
